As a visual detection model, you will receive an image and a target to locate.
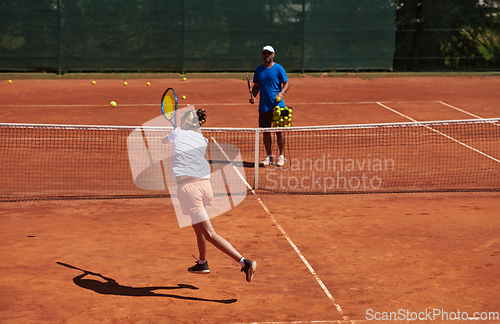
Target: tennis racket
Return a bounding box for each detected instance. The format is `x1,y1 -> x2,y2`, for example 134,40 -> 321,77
246,72 -> 254,99
161,87 -> 178,128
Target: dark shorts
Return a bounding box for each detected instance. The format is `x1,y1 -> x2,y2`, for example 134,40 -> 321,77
259,111 -> 274,128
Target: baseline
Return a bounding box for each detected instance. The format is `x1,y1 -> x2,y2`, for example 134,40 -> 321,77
0,100 -> 439,108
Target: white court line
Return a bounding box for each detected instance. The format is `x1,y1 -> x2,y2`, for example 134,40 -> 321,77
439,101 -> 500,128
376,102 -> 500,164
210,137 -> 255,195
256,199 -> 347,320
210,137 -> 348,323
192,100 -> 440,106
0,100 -> 439,108
438,101 -> 483,119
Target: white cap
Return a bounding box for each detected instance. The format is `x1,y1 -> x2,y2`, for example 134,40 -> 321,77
262,45 -> 275,53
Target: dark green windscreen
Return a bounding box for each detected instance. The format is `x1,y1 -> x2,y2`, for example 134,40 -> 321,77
0,0 -> 398,72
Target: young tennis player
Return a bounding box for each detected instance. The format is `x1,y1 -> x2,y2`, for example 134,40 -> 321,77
165,109 -> 257,282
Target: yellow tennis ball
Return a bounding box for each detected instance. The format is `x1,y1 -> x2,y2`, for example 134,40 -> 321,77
124,81 -> 128,86
146,82 -> 150,86
182,95 -> 186,100
8,80 -> 12,83
277,96 -> 282,102
183,77 -> 187,81
110,101 -> 117,107
92,80 -> 96,85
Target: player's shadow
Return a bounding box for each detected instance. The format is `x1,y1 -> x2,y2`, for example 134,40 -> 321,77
57,262 -> 236,304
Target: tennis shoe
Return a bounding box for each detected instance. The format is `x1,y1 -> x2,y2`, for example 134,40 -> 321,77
262,155 -> 272,166
188,261 -> 210,274
277,155 -> 286,167
241,259 -> 257,282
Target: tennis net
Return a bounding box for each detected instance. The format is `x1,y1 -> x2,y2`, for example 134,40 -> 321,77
1,118 -> 499,201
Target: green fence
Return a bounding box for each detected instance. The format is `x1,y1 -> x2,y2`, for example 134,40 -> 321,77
1,0 -> 499,73
0,0 -> 396,72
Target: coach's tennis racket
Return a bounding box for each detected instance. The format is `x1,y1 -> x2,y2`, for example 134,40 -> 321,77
246,72 -> 254,99
161,87 -> 178,128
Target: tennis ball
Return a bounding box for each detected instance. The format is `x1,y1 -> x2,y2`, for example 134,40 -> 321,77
124,81 -> 128,86
146,82 -> 150,86
182,95 -> 186,100
110,101 -> 117,107
277,96 -> 282,102
92,80 -> 96,85
183,77 -> 187,81
8,80 -> 13,83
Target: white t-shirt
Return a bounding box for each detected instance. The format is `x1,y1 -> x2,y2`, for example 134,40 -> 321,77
168,128 -> 211,179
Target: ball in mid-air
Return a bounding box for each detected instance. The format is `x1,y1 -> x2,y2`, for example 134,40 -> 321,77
8,80 -> 12,83
182,95 -> 186,100
124,81 -> 128,86
110,101 -> 117,107
92,80 -> 96,85
183,77 -> 187,81
146,82 -> 150,86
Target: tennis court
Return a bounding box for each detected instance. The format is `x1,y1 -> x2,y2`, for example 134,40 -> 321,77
1,75 -> 500,323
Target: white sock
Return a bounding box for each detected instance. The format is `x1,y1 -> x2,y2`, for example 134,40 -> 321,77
198,259 -> 206,264
238,257 -> 246,267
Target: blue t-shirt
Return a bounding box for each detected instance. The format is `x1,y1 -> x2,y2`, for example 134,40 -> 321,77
253,63 -> 288,112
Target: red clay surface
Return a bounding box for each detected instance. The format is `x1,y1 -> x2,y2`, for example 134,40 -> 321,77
1,75 -> 500,323
1,75 -> 499,127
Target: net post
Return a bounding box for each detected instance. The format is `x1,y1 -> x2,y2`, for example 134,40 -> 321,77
254,128 -> 260,190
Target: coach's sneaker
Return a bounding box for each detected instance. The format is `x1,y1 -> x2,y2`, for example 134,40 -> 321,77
262,155 -> 272,166
277,155 -> 286,167
188,260 -> 210,274
241,259 -> 257,282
